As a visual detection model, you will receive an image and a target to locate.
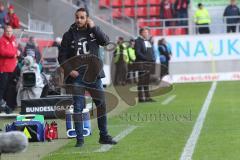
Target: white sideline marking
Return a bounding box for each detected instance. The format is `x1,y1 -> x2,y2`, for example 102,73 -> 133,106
95,125 -> 137,153
161,95 -> 176,105
180,82 -> 217,160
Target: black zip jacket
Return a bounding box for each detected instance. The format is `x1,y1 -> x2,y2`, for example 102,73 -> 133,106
134,37 -> 155,62
58,23 -> 110,83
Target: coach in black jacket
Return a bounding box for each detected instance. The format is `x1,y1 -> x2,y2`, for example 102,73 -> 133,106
58,8 -> 116,147
134,28 -> 155,103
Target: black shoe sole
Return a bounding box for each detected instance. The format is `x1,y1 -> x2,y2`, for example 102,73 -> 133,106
99,140 -> 117,145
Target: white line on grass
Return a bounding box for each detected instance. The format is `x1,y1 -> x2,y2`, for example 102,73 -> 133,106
180,81 -> 217,160
161,95 -> 176,105
95,125 -> 137,153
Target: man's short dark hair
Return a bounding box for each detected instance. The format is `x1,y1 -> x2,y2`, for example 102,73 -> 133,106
75,7 -> 89,17
198,3 -> 203,8
139,28 -> 149,35
4,25 -> 12,31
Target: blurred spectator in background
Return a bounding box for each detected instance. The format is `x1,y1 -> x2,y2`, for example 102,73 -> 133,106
158,38 -> 171,78
5,5 -> 20,29
0,25 -> 19,113
24,36 -> 42,64
114,36 -> 129,85
135,28 -> 155,103
127,39 -> 136,84
0,2 -> 6,28
223,0 -> 240,33
194,3 -> 211,34
174,0 -> 189,26
160,0 -> 175,27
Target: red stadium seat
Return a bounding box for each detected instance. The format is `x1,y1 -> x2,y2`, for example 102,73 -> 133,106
123,8 -> 135,17
149,0 -> 161,5
155,20 -> 162,26
162,28 -> 174,35
150,29 -> 162,36
138,18 -> 148,28
112,8 -> 122,18
148,18 -> 162,27
148,18 -> 157,27
123,0 -> 135,6
174,28 -> 187,35
111,0 -> 122,8
137,7 -> 147,17
99,0 -> 110,8
137,0 -> 147,6
149,6 -> 160,17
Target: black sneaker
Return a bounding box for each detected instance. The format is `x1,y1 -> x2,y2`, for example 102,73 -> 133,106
145,98 -> 156,102
138,99 -> 145,103
75,140 -> 84,147
99,135 -> 117,145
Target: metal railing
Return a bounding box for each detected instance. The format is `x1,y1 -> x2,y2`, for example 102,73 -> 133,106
137,15 -> 240,36
7,0 -> 53,33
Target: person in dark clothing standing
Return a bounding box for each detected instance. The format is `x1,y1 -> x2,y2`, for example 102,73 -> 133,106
24,36 -> 42,64
160,0 -> 175,27
59,8 -> 116,147
174,0 -> 189,27
223,0 -> 240,33
158,38 -> 171,78
0,3 -> 6,28
134,28 -> 155,103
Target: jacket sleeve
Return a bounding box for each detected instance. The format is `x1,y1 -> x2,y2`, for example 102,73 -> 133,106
0,40 -> 17,58
223,6 -> 228,17
58,31 -> 71,64
12,14 -> 20,28
134,39 -> 148,60
90,26 -> 110,46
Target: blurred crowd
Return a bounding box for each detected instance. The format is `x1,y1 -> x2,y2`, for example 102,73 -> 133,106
160,0 -> 240,34
0,3 -> 20,29
0,24 -> 61,114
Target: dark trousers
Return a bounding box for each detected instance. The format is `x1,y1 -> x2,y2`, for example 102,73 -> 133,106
197,24 -> 210,34
160,61 -> 169,78
114,62 -> 128,85
176,10 -> 188,26
227,25 -> 237,33
72,76 -> 108,141
0,73 -> 9,103
137,71 -> 151,101
127,64 -> 137,84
